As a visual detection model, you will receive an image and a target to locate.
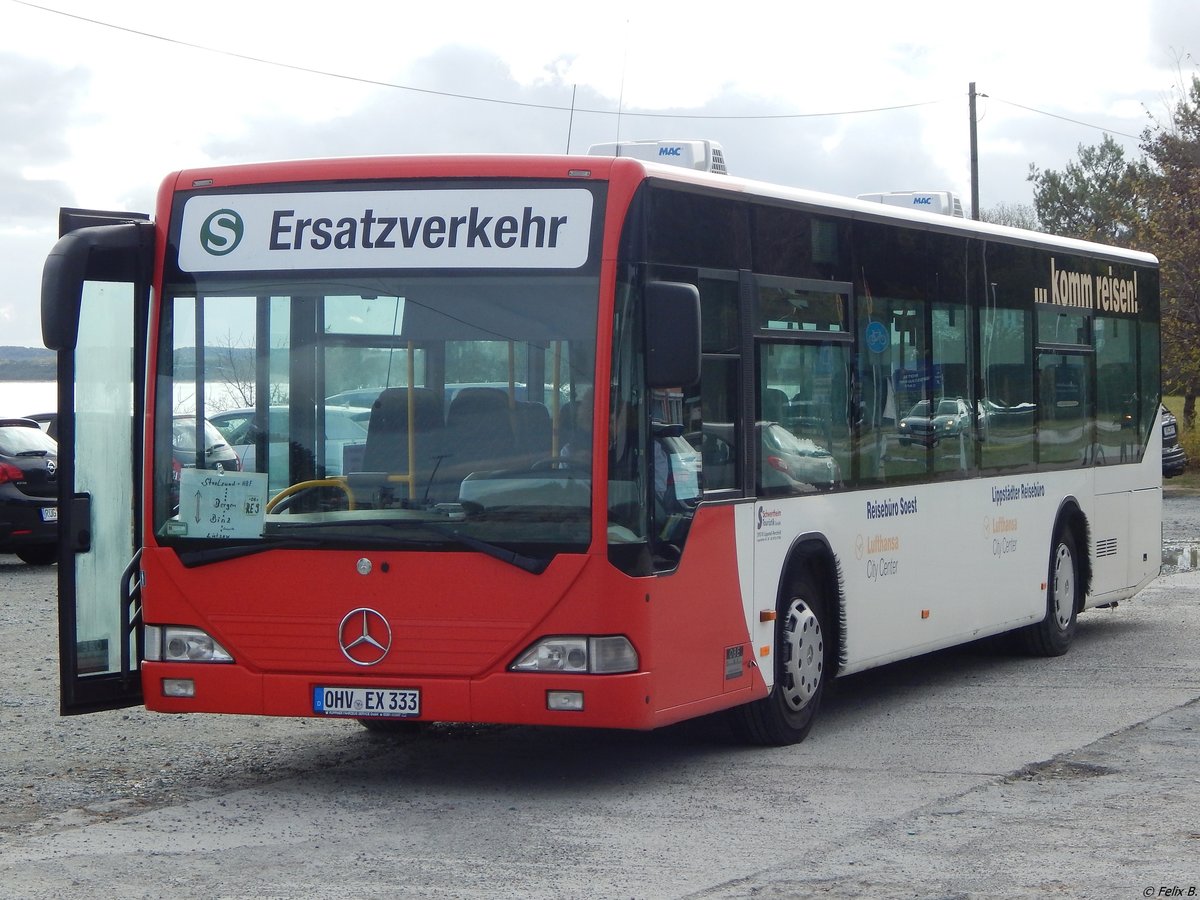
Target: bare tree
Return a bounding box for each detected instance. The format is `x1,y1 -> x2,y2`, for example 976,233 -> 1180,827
978,202 -> 1041,231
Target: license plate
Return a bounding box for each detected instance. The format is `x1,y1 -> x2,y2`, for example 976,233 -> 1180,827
313,686 -> 420,718
1165,424 -> 1177,442
41,507 -> 58,522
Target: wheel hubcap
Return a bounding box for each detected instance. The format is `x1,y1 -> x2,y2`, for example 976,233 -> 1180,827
780,598 -> 823,712
1052,543 -> 1074,630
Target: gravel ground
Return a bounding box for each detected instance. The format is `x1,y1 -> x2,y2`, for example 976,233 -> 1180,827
0,554 -> 398,837
2,531 -> 1199,897
3,491 -> 1197,846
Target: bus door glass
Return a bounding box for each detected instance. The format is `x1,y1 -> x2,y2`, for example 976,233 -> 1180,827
44,209 -> 152,714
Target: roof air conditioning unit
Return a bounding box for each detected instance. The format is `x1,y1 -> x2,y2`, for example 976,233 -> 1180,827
587,139 -> 728,175
857,191 -> 965,217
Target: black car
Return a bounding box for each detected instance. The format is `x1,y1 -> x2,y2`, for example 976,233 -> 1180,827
1162,405 -> 1188,478
0,418 -> 58,565
23,412 -> 58,440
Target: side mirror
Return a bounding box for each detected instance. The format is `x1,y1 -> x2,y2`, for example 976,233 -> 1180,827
645,281 -> 701,388
41,221 -> 154,351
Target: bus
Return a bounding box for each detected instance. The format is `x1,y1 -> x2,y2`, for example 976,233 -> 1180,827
41,149 -> 1161,746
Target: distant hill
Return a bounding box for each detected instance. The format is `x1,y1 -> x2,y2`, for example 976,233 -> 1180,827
0,346 -> 55,381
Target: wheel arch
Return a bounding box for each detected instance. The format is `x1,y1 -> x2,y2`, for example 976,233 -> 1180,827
778,532 -> 847,675
1054,496 -> 1092,606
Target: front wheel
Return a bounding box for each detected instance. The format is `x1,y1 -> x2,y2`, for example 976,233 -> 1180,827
731,569 -> 830,746
1015,526 -> 1080,656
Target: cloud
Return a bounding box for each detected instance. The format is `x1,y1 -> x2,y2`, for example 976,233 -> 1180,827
1149,0 -> 1200,65
0,52 -> 84,221
0,52 -> 91,346
0,52 -> 86,163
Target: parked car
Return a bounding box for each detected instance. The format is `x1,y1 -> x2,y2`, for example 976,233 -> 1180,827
688,422 -> 840,494
23,412 -> 58,440
209,406 -> 370,491
897,397 -> 972,447
0,417 -> 58,565
326,388 -> 385,408
172,415 -> 241,478
1162,405 -> 1188,477
759,422 -> 841,492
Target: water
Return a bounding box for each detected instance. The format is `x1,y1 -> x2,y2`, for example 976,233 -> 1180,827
0,381 -> 57,418
0,381 -> 248,419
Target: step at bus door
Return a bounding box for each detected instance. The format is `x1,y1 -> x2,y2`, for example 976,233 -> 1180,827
42,207 -> 153,714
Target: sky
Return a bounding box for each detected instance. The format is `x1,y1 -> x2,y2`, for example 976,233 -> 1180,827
1,0 -> 1199,348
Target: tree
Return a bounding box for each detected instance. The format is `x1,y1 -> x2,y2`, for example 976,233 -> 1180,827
978,202 -> 1040,231
1028,134 -> 1148,246
1140,74 -> 1200,426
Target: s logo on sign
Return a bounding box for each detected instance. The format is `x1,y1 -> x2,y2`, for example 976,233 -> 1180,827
200,208 -> 244,256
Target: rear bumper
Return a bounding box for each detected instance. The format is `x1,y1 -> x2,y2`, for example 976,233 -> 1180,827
1164,444 -> 1188,477
0,497 -> 57,549
142,662 -> 661,729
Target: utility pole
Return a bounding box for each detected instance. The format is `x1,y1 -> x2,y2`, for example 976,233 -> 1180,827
969,82 -> 981,220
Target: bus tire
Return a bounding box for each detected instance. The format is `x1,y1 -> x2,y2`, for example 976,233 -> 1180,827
1015,526 -> 1080,657
731,569 -> 829,746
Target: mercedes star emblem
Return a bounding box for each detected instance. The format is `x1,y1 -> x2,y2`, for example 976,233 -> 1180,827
338,607 -> 392,666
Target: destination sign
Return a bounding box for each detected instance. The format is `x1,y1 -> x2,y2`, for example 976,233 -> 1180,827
178,188 -> 594,272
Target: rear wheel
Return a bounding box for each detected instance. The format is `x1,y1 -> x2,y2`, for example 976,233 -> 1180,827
1015,526 -> 1079,656
732,569 -> 830,746
15,545 -> 56,566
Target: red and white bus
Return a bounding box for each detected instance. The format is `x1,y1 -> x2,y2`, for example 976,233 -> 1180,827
42,148 -> 1161,745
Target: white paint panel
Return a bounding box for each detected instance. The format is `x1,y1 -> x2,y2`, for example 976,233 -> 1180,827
747,471 -> 1120,677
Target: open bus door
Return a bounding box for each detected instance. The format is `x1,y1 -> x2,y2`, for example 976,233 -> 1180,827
42,208 -> 154,714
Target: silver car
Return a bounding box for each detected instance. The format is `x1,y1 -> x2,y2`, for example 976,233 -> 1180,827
209,406 -> 370,491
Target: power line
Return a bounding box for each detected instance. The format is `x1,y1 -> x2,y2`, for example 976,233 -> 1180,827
11,0 -> 944,121
12,1 -> 1147,137
990,96 -> 1142,140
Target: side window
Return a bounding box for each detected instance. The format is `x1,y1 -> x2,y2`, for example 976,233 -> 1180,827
930,305 -> 973,476
1095,315 -> 1139,465
1037,353 -> 1090,467
979,243 -> 1036,473
929,234 -> 973,478
757,342 -> 849,495
979,308 -> 1035,472
854,223 -> 932,484
754,274 -> 851,495
698,356 -> 740,491
650,268 -> 742,496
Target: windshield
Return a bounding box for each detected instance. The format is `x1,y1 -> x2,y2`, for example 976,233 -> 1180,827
0,423 -> 58,456
153,271 -> 599,558
907,401 -> 931,417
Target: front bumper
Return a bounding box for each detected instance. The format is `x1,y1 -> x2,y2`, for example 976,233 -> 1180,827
142,661 -> 660,729
1164,445 -> 1188,477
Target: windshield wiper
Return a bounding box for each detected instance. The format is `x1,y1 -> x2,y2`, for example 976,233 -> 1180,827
411,521 -> 550,574
177,538 -> 324,568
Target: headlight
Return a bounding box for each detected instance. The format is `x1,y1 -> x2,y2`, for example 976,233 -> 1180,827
510,635 -> 638,674
144,625 -> 234,663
